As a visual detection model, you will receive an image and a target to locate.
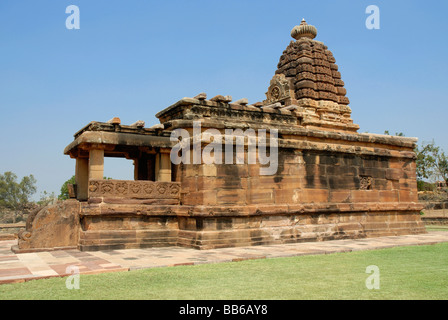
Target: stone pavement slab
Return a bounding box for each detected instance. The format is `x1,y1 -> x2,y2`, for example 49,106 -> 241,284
1,231 -> 448,284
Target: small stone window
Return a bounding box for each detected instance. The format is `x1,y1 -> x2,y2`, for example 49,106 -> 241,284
359,176 -> 372,190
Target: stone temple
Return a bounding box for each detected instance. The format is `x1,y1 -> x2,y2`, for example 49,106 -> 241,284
14,20 -> 426,252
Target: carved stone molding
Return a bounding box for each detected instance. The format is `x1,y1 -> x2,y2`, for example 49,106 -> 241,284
88,179 -> 180,199
189,105 -> 297,125
264,74 -> 296,105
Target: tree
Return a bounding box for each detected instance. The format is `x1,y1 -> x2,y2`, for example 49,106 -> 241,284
58,175 -> 76,200
415,141 -> 448,189
0,171 -> 37,222
432,149 -> 448,186
37,190 -> 57,207
415,142 -> 434,183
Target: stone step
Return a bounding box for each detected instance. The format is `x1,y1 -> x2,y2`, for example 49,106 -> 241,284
79,229 -> 178,251
79,241 -> 177,252
80,229 -> 178,240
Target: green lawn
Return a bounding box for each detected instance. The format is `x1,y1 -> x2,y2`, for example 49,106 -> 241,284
426,225 -> 448,232
1,242 -> 448,300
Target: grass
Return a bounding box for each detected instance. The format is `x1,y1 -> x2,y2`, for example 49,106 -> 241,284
1,242 -> 448,300
426,225 -> 448,232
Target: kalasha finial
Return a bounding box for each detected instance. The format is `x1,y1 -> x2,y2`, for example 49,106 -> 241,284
291,18 -> 317,40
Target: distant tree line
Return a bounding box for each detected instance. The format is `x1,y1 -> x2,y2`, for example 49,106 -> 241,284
0,172 -> 38,223
0,172 -> 115,223
0,172 -> 69,223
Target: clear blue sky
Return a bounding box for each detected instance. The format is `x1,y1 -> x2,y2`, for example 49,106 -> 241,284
1,0 -> 447,199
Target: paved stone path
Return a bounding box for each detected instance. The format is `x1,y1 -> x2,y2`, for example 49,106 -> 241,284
1,231 -> 448,284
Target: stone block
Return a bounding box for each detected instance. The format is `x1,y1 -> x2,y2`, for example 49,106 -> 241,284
216,164 -> 248,178
399,190 -> 418,203
379,190 -> 399,202
304,173 -> 328,189
386,168 -> 401,181
180,176 -> 198,194
260,215 -> 293,228
302,152 -> 319,164
318,154 -> 341,166
216,189 -> 246,205
248,176 -> 276,189
299,189 -> 329,203
350,190 -> 380,203
362,157 -> 389,169
358,167 -> 386,179
202,190 -> 218,205
283,153 -> 304,164
283,163 -> 303,176
276,176 -> 302,190
196,176 -> 247,190
274,189 -> 300,204
182,191 -> 205,206
17,200 -> 80,251
201,164 -> 217,177
398,179 -> 413,190
389,160 -> 404,169
328,175 -> 358,190
329,190 -> 351,203
248,164 -> 261,177
340,154 -> 362,166
326,165 -> 358,176
247,189 -> 274,204
372,178 -> 389,190
184,164 -> 199,177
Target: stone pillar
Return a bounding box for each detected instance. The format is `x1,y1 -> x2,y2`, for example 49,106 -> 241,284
133,159 -> 139,180
75,158 -> 89,201
155,149 -> 171,182
89,149 -> 104,180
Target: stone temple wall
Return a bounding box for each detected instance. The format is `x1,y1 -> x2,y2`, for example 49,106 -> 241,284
176,149 -> 423,249
156,97 -> 425,249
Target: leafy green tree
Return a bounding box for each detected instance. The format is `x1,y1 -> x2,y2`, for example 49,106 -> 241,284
0,171 -> 37,222
415,141 -> 448,189
432,149 -> 448,187
58,175 -> 76,200
415,143 -> 434,183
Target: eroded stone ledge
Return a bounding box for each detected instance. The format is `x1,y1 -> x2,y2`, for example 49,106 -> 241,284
77,201 -> 423,217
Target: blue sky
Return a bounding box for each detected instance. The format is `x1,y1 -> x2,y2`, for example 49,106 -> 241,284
1,0 -> 447,199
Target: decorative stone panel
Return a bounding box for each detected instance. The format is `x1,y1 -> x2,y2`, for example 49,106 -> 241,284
88,179 -> 180,199
264,74 -> 296,105
359,176 -> 373,190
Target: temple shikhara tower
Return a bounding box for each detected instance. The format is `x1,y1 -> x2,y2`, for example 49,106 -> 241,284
14,20 -> 425,252
266,19 -> 357,133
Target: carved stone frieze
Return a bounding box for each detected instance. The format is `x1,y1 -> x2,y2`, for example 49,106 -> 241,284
189,105 -> 297,125
88,179 -> 181,199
